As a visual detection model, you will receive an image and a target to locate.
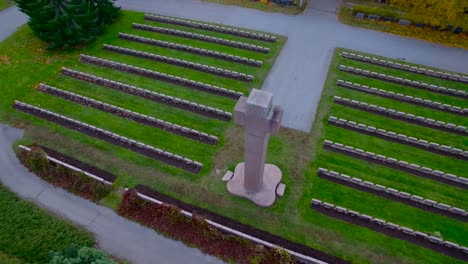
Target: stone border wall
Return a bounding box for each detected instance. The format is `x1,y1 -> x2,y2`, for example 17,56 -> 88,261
327,116 -> 467,161
323,139 -> 468,189
38,84 -> 219,145
103,44 -> 254,82
317,168 -> 467,221
341,52 -> 468,84
61,68 -> 232,121
79,54 -> 244,99
333,96 -> 467,135
339,65 -> 467,99
119,33 -> 262,67
132,23 -> 270,54
336,80 -> 467,116
310,199 -> 468,261
144,14 -> 276,43
13,101 -> 203,174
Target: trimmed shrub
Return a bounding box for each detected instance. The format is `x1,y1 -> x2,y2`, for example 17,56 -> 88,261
49,245 -> 116,264
353,5 -> 401,19
17,146 -> 112,202
117,190 -> 295,264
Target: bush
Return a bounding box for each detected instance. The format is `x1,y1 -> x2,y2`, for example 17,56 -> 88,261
0,186 -> 94,263
118,190 -> 295,264
50,245 -> 116,264
14,0 -> 120,49
17,146 -> 112,202
353,5 -> 401,19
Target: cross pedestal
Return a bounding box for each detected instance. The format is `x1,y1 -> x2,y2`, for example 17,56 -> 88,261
226,89 -> 284,207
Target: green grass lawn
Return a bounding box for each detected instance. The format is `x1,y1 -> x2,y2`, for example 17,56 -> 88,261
2,8 -> 468,264
300,47 -> 467,263
0,0 -> 13,11
1,10 -> 286,178
0,185 -> 94,263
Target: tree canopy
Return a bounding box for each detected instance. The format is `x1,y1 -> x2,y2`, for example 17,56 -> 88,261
15,0 -> 120,49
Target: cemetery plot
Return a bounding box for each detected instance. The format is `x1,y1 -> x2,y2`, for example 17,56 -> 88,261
341,52 -> 468,84
11,11 -> 285,176
14,101 -> 204,173
317,168 -> 467,222
310,199 -> 468,261
306,48 -> 468,262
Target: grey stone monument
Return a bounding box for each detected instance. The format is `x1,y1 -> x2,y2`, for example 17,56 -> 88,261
226,89 -> 284,207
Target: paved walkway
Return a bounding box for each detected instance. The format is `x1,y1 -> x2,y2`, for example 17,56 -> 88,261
0,6 -> 26,40
0,125 -> 221,264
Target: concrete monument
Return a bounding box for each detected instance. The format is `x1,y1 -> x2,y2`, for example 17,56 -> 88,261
226,89 -> 284,207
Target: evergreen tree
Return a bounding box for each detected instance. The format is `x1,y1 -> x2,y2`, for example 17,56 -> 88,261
15,0 -> 120,49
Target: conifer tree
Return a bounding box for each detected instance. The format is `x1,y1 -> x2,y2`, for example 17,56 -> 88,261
15,0 -> 120,49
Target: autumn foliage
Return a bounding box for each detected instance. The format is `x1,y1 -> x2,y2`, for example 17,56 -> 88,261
389,0 -> 467,28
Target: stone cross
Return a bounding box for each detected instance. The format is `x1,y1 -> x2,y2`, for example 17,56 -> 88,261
226,89 -> 284,207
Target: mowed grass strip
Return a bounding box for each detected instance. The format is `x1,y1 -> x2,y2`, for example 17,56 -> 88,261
19,93 -> 217,171
84,50 -> 249,94
45,74 -> 229,136
340,57 -> 468,92
337,72 -> 468,107
303,47 -> 468,263
138,19 -> 273,48
0,185 -> 94,263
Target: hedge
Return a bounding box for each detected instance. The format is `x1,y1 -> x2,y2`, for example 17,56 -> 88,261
117,190 -> 294,264
17,146 -> 112,202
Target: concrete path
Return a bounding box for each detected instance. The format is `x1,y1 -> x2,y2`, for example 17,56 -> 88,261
0,123 -> 222,264
0,6 -> 27,40
116,0 -> 468,131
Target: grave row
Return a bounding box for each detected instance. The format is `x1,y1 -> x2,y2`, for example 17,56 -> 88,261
79,54 -> 244,99
61,68 -> 232,121
38,83 -> 219,145
119,33 -> 262,67
132,23 -> 270,54
144,14 -> 276,42
311,198 -> 468,260
328,116 -> 467,161
341,52 -> 468,84
337,80 -> 466,116
339,65 -> 467,99
103,44 -> 254,82
333,96 -> 467,135
13,101 -> 203,173
317,168 -> 467,220
323,139 -> 468,189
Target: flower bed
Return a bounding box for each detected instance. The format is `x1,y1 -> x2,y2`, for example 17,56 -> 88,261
117,189 -> 295,264
17,146 -> 113,202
